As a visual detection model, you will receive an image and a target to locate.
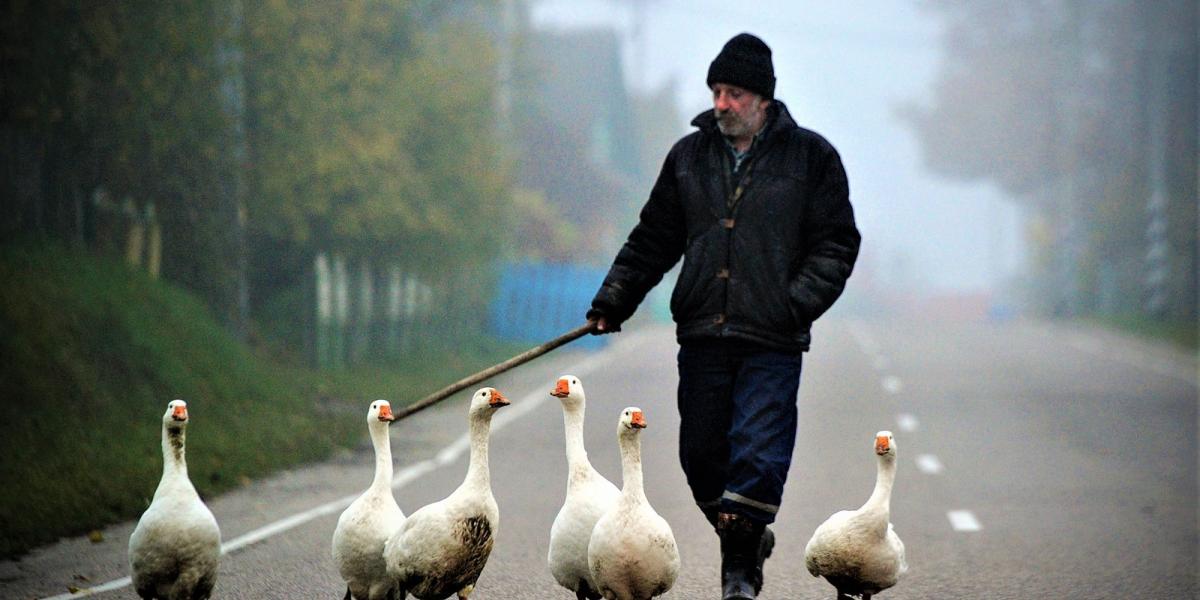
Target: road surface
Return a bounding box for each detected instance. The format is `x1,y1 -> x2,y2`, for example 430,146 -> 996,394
3,317 -> 1196,599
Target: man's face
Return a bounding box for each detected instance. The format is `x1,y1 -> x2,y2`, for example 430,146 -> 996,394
712,83 -> 768,140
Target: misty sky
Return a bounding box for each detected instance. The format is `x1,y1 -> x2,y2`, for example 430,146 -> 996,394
531,0 -> 1025,296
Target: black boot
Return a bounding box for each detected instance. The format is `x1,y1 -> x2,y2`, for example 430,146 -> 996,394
711,511 -> 775,574
717,512 -> 772,600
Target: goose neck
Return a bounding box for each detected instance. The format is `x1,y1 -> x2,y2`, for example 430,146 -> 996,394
563,404 -> 589,468
159,424 -> 189,487
618,430 -> 646,501
462,410 -> 493,492
863,454 -> 896,513
369,422 -> 394,491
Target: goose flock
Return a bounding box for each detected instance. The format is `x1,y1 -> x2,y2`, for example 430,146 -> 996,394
547,375 -> 620,599
129,378 -> 906,599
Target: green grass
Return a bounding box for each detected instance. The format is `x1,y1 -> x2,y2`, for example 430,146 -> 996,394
0,242 -> 525,558
1087,314 -> 1199,353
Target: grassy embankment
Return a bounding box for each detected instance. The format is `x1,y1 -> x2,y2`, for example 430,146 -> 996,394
1089,314 -> 1198,353
0,243 -> 525,559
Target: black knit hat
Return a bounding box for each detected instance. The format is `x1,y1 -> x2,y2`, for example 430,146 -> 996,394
706,33 -> 775,99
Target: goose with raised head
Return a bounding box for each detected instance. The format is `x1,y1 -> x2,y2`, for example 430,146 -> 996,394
587,407 -> 679,600
804,431 -> 907,600
384,387 -> 510,599
128,400 -> 221,600
548,375 -> 620,600
333,399 -> 406,600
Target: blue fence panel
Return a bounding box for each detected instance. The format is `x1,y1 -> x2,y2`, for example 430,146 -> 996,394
490,261 -> 608,350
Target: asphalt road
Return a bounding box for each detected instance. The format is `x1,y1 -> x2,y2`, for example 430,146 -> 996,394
3,317 -> 1197,599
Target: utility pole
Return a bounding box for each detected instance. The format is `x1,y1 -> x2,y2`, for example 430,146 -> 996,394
1054,3 -> 1085,317
628,0 -> 647,91
218,0 -> 250,339
1142,3 -> 1170,317
496,0 -> 517,140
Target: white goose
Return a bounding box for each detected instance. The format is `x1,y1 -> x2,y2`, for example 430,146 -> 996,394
333,400 -> 406,600
128,400 -> 221,600
548,375 -> 620,600
384,387 -> 510,599
804,430 -> 908,600
587,407 -> 679,600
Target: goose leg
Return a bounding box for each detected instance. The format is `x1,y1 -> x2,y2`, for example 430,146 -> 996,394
343,586 -> 352,600
576,580 -> 601,600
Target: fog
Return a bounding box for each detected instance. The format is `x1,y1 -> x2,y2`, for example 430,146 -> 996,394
532,0 -> 1026,297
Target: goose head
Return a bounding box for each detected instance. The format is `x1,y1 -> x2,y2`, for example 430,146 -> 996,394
549,375 -> 584,408
469,387 -> 510,417
618,406 -> 647,435
164,399 -> 189,430
369,399 -> 395,425
875,430 -> 896,459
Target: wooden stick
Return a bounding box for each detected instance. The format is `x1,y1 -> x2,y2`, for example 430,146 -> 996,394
392,322 -> 598,421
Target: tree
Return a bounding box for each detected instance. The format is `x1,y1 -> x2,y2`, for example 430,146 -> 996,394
903,1 -> 1197,320
1,0 -> 247,329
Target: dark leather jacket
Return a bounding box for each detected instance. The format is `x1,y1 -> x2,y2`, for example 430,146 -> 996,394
589,100 -> 860,352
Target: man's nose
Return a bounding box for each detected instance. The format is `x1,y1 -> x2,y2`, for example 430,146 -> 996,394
714,92 -> 729,111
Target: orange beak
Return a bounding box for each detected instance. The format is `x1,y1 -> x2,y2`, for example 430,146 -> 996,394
172,404 -> 188,421
631,411 -> 646,429
875,435 -> 890,454
489,389 -> 510,407
378,403 -> 395,422
550,378 -> 569,398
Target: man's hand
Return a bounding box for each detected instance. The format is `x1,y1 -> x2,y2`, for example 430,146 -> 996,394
589,316 -> 614,335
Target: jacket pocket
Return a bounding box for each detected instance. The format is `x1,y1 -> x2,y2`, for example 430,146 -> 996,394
670,236 -> 717,321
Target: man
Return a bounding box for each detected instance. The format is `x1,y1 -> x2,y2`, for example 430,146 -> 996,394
586,33 -> 860,600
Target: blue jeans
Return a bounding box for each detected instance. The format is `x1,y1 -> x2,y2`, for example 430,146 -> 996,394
677,340 -> 802,524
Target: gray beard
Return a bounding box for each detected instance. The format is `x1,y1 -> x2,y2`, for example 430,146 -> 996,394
716,111 -> 757,139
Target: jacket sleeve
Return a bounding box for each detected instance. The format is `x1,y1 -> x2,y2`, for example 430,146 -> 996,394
588,148 -> 688,329
788,141 -> 861,323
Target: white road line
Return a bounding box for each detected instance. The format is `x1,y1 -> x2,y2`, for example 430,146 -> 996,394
45,577 -> 132,599
1066,335 -> 1198,387
896,413 -> 919,433
948,510 -> 982,532
882,375 -> 903,395
871,355 -> 890,371
40,337 -> 641,600
847,320 -> 881,355
915,453 -> 944,474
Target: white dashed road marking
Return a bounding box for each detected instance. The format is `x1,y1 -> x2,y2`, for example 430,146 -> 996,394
882,375 -> 903,395
896,413 -> 919,433
847,320 -> 880,355
915,453 -> 944,474
948,510 -> 983,532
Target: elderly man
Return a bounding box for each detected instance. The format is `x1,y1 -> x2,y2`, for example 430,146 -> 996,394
587,32 -> 861,599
